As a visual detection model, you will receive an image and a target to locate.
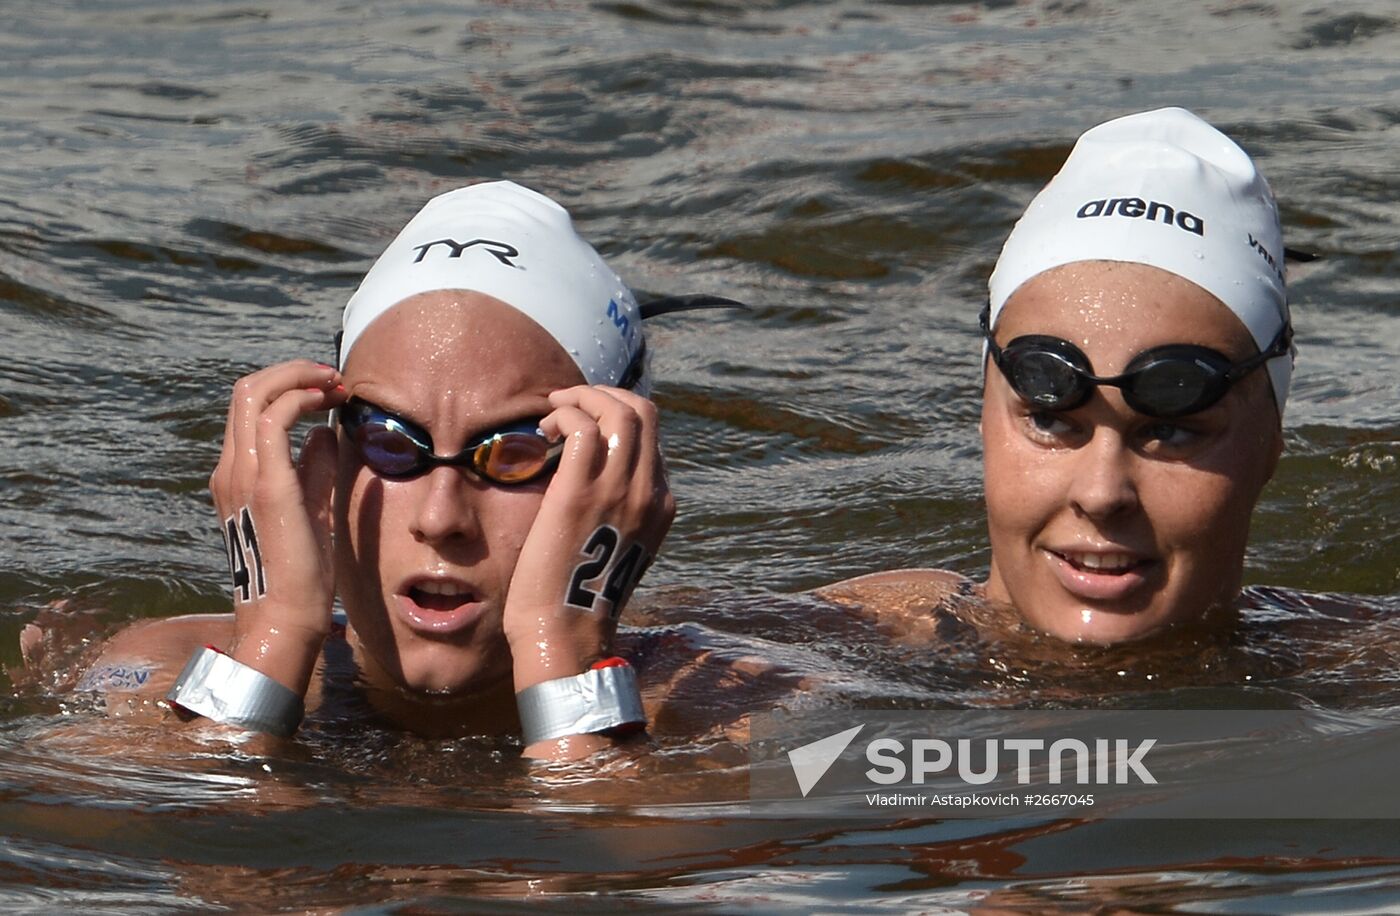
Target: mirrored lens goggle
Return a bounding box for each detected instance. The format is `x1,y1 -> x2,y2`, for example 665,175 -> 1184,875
339,398 -> 562,484
981,310 -> 1291,419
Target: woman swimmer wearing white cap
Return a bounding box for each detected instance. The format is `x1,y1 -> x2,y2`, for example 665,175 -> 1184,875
823,107 -> 1295,645
80,181 -> 734,759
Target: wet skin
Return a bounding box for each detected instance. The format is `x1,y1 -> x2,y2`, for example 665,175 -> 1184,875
335,292 -> 585,699
75,288 -> 675,758
980,261 -> 1284,644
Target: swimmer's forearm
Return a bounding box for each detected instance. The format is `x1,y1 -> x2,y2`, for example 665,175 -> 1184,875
522,732 -> 613,761
509,622 -> 640,760
227,617 -> 327,698
509,627 -> 604,694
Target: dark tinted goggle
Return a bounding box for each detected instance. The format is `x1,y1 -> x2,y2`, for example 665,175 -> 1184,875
981,307 -> 1291,419
340,398 -> 562,484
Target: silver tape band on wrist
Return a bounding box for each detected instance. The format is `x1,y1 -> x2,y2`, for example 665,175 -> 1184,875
166,647 -> 304,737
516,664 -> 646,746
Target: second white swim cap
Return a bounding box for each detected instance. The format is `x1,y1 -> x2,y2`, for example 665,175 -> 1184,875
340,181 -> 648,393
988,107 -> 1293,410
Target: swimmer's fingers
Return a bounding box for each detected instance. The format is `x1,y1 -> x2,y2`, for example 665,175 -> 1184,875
212,360 -> 340,508
508,387 -> 671,666
539,403 -> 616,494
207,364 -> 343,658
550,385 -> 673,546
544,386 -> 646,491
243,387 -> 345,602
252,385 -> 346,501
589,384 -> 667,490
215,379 -> 345,699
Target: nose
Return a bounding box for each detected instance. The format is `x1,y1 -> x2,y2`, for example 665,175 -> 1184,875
409,466 -> 485,545
1067,427 -> 1141,522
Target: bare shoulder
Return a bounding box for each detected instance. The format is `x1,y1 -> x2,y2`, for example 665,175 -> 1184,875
812,568 -> 970,610
79,614 -> 236,703
810,568 -> 976,645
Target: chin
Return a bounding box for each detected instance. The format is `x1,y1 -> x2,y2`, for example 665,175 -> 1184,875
396,650 -> 510,698
1027,603 -> 1172,646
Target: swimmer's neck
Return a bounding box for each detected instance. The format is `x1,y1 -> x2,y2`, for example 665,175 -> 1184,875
360,676 -> 522,738
345,630 -> 522,738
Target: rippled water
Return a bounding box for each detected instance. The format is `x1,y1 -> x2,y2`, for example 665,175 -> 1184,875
2,0 -> 1399,911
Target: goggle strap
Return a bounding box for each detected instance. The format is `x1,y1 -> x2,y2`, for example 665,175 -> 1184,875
1223,324 -> 1293,382
638,294 -> 748,319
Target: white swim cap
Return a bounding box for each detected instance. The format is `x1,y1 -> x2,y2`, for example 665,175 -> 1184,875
988,107 -> 1293,411
340,181 -> 648,394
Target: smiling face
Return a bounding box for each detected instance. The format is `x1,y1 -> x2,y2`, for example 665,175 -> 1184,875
334,290 -> 584,695
980,261 -> 1284,644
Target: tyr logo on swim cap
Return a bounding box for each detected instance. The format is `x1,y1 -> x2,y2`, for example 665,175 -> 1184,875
987,107 -> 1293,413
340,181 -> 648,394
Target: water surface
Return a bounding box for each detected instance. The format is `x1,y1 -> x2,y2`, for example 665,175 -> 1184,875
2,0 -> 1399,911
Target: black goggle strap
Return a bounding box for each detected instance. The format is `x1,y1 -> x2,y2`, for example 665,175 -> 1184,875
979,305 -> 1004,368
638,294 -> 748,319
612,294 -> 749,390
326,330 -> 347,429
616,338 -> 648,392
1223,322 -> 1293,381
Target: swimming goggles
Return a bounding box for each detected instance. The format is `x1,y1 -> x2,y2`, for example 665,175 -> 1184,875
339,398 -> 563,484
980,307 -> 1292,418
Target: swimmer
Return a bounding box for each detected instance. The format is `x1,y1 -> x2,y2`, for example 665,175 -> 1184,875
821,108 -> 1295,646
70,181 -> 740,759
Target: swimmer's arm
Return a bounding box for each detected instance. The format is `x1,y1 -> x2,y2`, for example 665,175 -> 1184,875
507,385 -> 675,762
77,614 -> 237,713
81,614 -> 330,743
515,655 -> 642,762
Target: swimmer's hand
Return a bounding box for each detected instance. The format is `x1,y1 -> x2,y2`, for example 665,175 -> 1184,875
207,359 -> 348,698
504,385 -> 675,758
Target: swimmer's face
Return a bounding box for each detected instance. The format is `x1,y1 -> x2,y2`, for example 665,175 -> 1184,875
980,261 -> 1284,644
334,291 -> 585,694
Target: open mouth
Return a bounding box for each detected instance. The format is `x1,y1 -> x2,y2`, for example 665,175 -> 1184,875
407,580 -> 477,611
394,577 -> 487,636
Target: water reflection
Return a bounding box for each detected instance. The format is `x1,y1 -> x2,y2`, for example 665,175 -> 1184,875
2,0 -> 1399,910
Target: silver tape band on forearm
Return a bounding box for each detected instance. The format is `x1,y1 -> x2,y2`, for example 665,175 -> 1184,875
516,664 -> 646,745
166,647 -> 305,737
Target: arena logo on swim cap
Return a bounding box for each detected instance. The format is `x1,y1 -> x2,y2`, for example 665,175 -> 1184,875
1075,197 -> 1204,236
410,237 -> 520,268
